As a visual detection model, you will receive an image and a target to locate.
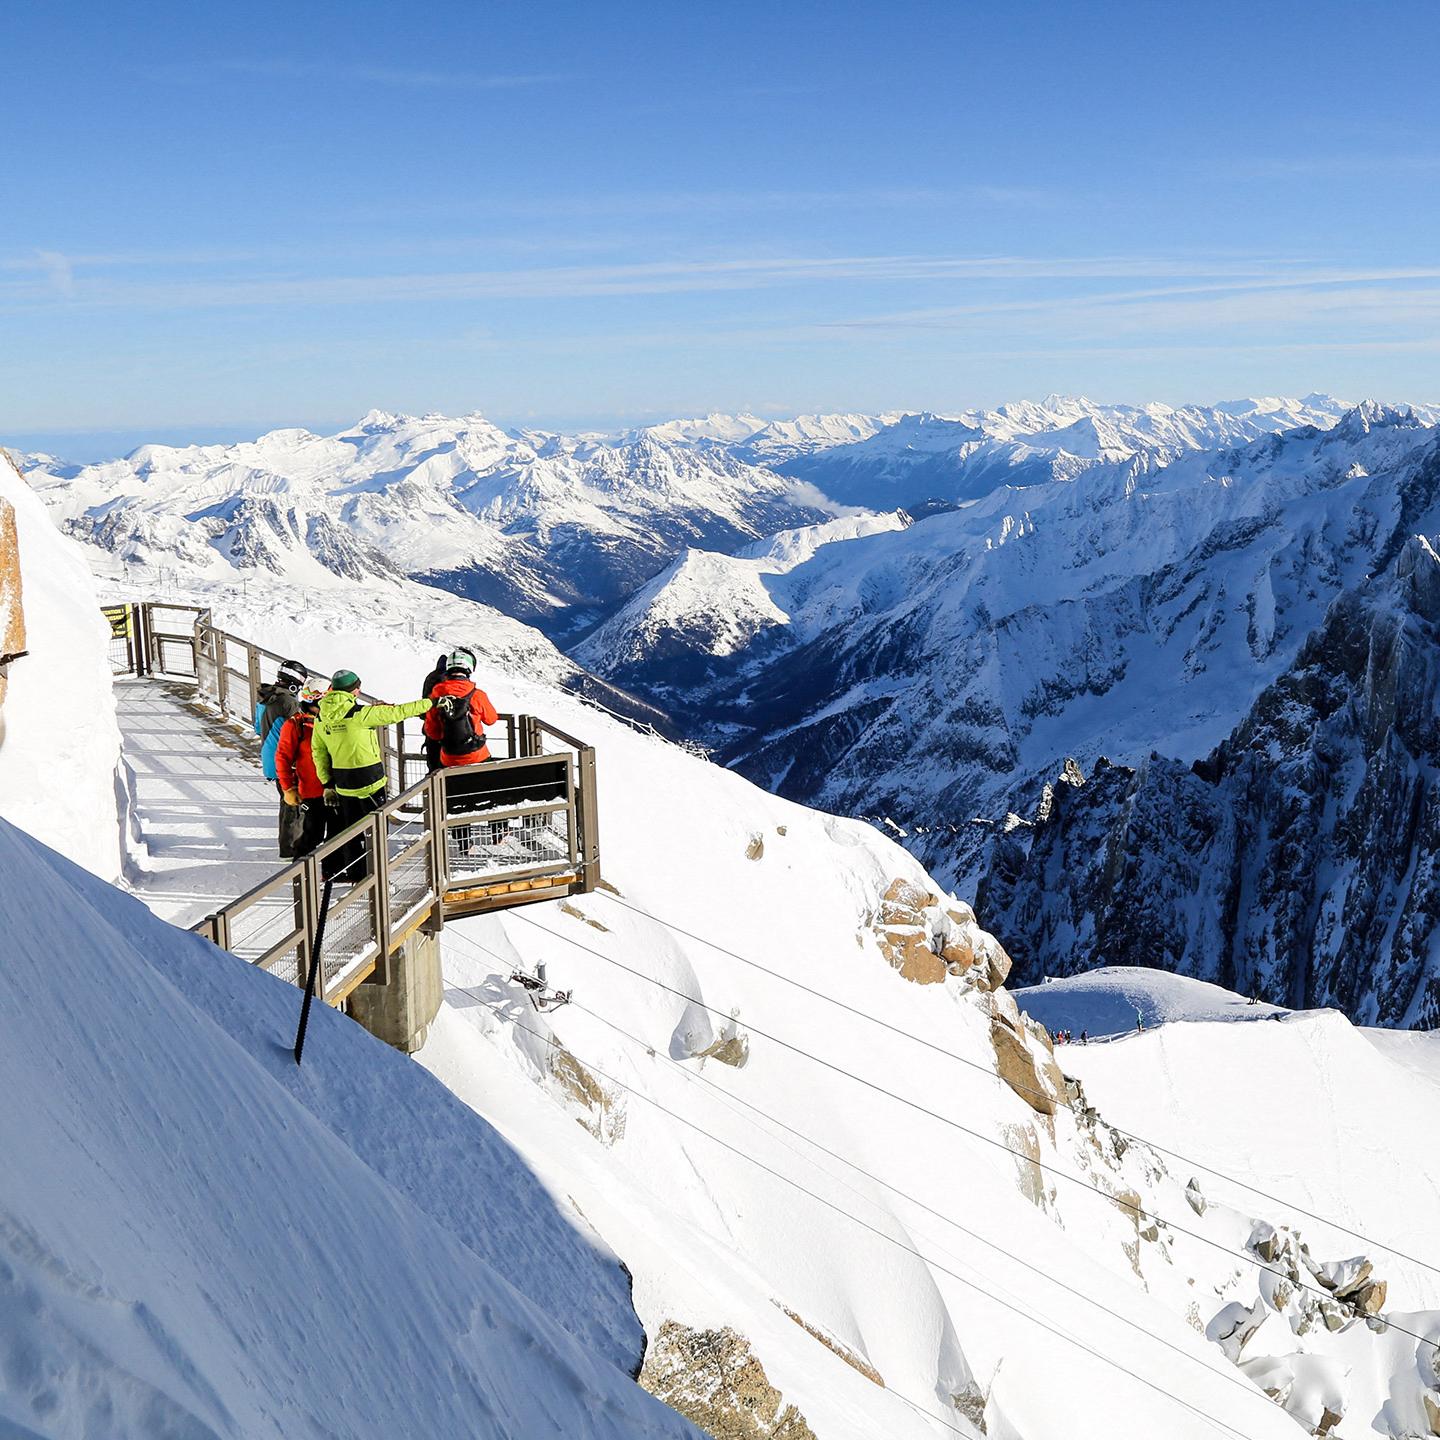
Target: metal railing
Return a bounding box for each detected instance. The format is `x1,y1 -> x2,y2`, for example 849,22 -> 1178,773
108,601 -> 600,1005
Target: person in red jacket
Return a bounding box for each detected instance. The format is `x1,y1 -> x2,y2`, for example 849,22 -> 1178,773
423,646 -> 499,765
424,647 -> 500,856
276,684 -> 329,858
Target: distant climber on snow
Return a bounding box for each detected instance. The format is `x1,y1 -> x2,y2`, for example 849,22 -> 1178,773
312,669 -> 443,881
254,658 -> 307,857
424,646 -> 500,853
275,684 -> 328,862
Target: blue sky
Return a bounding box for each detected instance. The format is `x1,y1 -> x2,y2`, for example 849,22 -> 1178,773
4,0 -> 1440,456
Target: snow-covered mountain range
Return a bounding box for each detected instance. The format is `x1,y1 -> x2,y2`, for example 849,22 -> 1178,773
24,394 -> 1392,640
769,394 -> 1363,509
6,467 -> 1440,1439
24,411 -> 833,635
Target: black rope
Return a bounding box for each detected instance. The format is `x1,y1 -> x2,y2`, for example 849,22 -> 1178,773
293,878 -> 336,1065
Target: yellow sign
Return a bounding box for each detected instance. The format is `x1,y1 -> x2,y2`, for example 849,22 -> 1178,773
102,605 -> 132,639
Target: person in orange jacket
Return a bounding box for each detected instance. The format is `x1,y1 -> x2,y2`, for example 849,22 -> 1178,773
423,646 -> 499,765
424,646 -> 500,854
276,684 -> 328,858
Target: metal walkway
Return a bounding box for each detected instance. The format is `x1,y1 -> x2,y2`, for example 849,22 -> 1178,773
118,678 -> 296,927
111,602 -> 600,1008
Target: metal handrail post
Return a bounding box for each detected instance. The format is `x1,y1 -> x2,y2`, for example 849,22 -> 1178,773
132,603 -> 146,676
577,747 -> 601,893
246,643 -> 261,723
372,809 -> 392,985
216,633 -> 230,715
191,613 -> 205,686
428,771 -> 446,886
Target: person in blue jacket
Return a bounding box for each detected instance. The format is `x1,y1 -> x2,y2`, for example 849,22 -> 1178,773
254,659 -> 307,856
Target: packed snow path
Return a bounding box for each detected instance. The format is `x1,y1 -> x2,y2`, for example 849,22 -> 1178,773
116,677 -> 286,927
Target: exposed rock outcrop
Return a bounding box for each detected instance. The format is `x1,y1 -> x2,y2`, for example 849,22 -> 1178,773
0,492 -> 26,715
639,1322 -> 816,1440
870,879 -> 1011,989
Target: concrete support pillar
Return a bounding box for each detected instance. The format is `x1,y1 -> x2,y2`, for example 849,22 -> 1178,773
348,921 -> 443,1054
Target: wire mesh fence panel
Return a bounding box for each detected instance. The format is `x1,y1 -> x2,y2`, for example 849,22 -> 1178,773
387,834 -> 434,927
102,606 -> 136,674
319,882 -> 380,992
194,631 -> 220,698
224,876 -> 307,985
148,605 -> 206,679
226,667 -> 252,714
443,800 -> 573,879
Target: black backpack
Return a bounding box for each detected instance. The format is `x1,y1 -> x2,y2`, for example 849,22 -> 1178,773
441,684 -> 484,756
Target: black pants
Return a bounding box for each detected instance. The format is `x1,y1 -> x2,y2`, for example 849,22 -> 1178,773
277,784 -> 301,859
327,789 -> 385,884
293,799 -> 330,859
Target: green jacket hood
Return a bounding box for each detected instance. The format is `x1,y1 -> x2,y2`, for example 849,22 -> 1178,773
319,690 -> 359,724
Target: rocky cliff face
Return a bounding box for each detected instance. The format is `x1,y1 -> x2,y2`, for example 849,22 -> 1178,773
0,489 -> 27,711
979,532 -> 1440,1026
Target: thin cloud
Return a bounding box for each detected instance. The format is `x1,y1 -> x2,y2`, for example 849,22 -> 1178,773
333,184 -> 1061,225
823,268 -> 1440,330
34,250 -> 75,298
0,252 -> 1337,311
142,58 -> 564,90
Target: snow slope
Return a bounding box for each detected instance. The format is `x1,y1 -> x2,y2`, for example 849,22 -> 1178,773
0,450 -> 120,877
571,511 -> 909,686
0,814 -> 700,1440
1038,979 -> 1440,1324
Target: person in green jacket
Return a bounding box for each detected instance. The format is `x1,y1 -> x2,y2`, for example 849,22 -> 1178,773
312,669 -> 452,881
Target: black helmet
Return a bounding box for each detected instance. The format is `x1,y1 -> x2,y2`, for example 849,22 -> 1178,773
277,659 -> 307,690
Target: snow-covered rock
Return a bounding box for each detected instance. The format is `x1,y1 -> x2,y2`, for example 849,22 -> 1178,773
0,450 -> 120,877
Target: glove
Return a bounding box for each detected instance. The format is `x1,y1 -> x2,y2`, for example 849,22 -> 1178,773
323,787 -> 340,808
282,788 -> 299,807
434,695 -> 456,717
